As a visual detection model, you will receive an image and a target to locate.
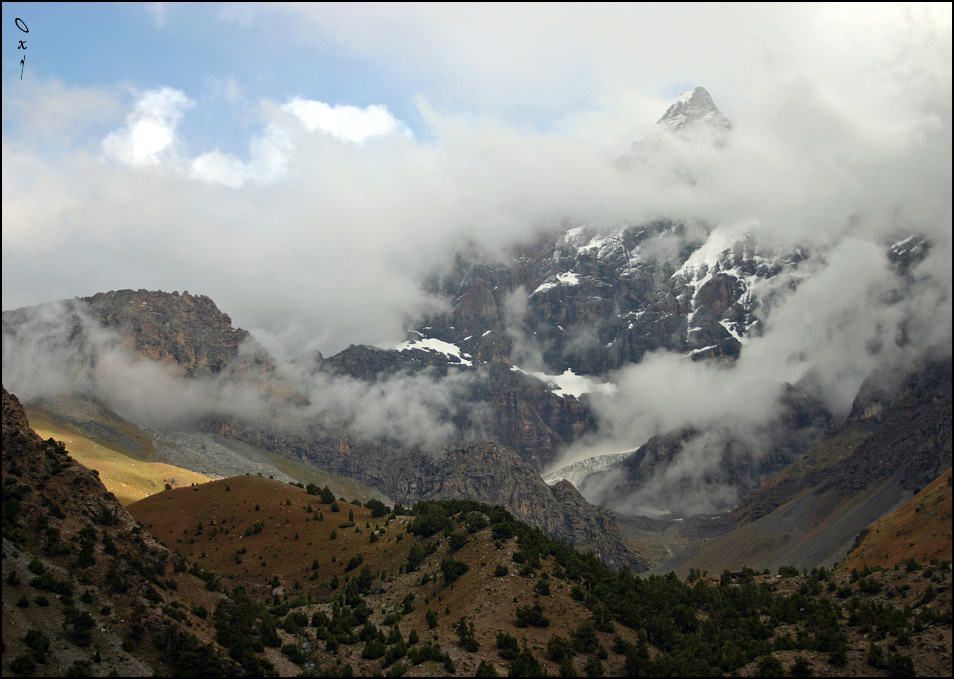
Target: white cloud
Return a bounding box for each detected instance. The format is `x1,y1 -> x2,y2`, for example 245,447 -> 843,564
102,87 -> 193,166
101,90 -> 407,188
190,124 -> 292,188
282,98 -> 410,142
270,3 -> 951,124
189,150 -> 248,189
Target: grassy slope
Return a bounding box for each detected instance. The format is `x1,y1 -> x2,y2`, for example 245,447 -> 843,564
26,401 -> 159,461
29,420 -> 211,505
27,398 -> 387,505
838,467 -> 953,572
127,476 -> 954,678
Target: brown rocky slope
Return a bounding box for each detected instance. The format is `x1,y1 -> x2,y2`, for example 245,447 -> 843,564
2,386 -> 239,676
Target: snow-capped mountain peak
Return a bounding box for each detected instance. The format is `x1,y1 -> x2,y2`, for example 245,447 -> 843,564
657,86 -> 731,132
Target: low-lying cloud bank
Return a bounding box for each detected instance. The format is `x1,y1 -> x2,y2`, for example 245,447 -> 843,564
1,299 -> 483,448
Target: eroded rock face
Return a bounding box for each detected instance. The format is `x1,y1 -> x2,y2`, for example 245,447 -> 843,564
424,441 -> 645,571
82,289 -> 252,377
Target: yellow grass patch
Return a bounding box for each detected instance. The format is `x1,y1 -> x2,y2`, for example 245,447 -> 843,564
838,467 -> 953,572
31,424 -> 211,506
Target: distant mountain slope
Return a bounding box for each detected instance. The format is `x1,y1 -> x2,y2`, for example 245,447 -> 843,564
737,357 -> 953,525
26,393 -> 160,461
24,392 -> 389,504
668,358 -> 952,574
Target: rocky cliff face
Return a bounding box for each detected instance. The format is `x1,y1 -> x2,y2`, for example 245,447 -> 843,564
423,441 -> 647,570
82,289 -> 255,377
414,219 -> 812,378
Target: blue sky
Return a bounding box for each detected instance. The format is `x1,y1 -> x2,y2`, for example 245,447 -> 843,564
3,3 -> 427,152
2,3 -> 951,357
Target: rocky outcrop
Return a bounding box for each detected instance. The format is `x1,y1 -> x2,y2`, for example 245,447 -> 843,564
81,289 -> 257,377
322,344 -> 459,379
2,288 -> 268,383
424,441 -> 646,570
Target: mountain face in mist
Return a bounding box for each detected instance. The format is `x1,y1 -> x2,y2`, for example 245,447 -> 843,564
656,86 -> 732,132
669,357 -> 952,573
3,87 -> 950,574
2,289 -> 258,379
2,288 -> 641,569
415,219 -> 808,378
314,343 -> 596,471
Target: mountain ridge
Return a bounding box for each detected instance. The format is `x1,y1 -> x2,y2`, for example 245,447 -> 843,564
3,287 -> 644,570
